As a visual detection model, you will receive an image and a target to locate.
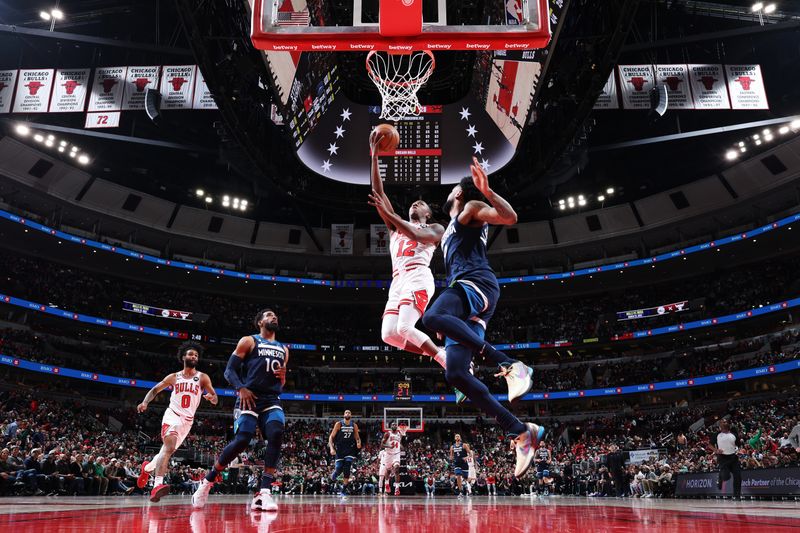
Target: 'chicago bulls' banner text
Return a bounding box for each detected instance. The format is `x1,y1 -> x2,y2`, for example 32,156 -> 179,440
49,69 -> 91,113
618,65 -> 654,109
0,70 -> 18,114
192,70 -> 218,110
122,66 -> 160,110
688,64 -> 730,109
87,67 -> 127,112
726,65 -> 769,110
655,64 -> 693,109
13,69 -> 54,113
160,65 -> 196,110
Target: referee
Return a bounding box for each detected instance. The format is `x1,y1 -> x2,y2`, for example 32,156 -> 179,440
716,419 -> 741,499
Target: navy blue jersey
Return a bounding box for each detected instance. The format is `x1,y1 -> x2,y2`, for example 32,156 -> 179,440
239,335 -> 287,398
441,215 -> 492,285
452,443 -> 468,466
335,419 -> 357,456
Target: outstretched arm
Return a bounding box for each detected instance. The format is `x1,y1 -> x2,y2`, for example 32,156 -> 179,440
459,157 -> 518,226
370,132 -> 398,232
137,374 -> 177,412
368,191 -> 444,245
200,373 -> 218,405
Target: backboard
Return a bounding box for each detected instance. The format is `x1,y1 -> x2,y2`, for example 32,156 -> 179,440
251,0 -> 551,52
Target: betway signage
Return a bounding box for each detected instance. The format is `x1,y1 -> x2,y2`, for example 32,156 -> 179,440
253,38 -> 548,52
675,468 -> 800,497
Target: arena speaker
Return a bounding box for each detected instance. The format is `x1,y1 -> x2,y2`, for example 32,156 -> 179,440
649,84 -> 668,117
145,88 -> 162,123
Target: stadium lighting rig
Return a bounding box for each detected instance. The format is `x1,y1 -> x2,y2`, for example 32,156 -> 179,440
557,188 -> 615,211
14,123 -> 91,165
194,189 -> 248,211
724,119 -> 799,162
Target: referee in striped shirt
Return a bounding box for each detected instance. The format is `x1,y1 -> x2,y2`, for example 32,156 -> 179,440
716,419 -> 742,499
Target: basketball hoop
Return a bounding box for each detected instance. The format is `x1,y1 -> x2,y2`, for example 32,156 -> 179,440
366,50 -> 435,122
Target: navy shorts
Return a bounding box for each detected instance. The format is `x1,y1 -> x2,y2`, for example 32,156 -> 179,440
453,462 -> 468,477
445,272 -> 500,348
233,395 -> 284,436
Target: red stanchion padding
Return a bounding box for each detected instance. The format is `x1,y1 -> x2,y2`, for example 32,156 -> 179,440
380,0 -> 423,37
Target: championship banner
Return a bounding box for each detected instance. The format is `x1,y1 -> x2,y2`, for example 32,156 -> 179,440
655,64 -> 693,109
676,468 -> 800,497
12,69 -> 55,113
688,64 -> 730,109
159,65 -> 197,110
0,70 -> 18,114
593,71 -> 619,109
122,66 -> 160,110
122,301 -> 193,321
49,68 -> 91,113
192,70 -> 218,110
87,67 -> 127,112
370,224 -> 390,255
726,64 -> 769,110
331,223 -> 354,255
618,65 -> 655,109
617,301 -> 688,321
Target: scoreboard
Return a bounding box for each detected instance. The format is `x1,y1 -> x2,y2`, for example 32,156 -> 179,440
371,106 -> 442,184
394,380 -> 412,401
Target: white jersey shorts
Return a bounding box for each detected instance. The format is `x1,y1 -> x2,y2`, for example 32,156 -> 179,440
383,269 -> 435,318
161,408 -> 193,449
379,452 -> 402,477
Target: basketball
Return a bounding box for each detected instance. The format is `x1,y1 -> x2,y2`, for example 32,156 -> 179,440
373,123 -> 400,152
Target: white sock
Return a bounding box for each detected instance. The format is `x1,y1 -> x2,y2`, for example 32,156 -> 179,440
154,476 -> 164,486
434,349 -> 446,369
145,454 -> 160,473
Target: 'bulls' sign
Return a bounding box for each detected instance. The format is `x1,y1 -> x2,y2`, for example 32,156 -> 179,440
688,64 -> 730,109
122,66 -> 160,110
12,69 -> 54,113
725,65 -> 769,110
49,69 -> 91,113
655,64 -> 693,109
618,65 -> 654,109
160,65 -> 197,110
88,67 -> 127,112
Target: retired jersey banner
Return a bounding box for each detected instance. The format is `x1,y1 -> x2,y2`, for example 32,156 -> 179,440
331,223 -> 354,255
370,224 -> 390,255
726,65 -> 769,110
655,64 -> 693,109
122,66 -> 160,110
192,70 -> 218,110
12,69 -> 54,113
0,70 -> 18,114
688,64 -> 730,109
49,68 -> 91,113
160,65 -> 196,109
87,67 -> 127,112
593,71 -> 619,109
618,65 -> 654,109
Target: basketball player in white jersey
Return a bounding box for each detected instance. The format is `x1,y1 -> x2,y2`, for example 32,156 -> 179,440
136,342 -> 218,502
368,130 -> 447,369
466,453 -> 477,496
379,422 -> 404,496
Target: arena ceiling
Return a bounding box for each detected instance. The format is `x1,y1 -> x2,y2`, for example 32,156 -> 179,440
0,1 -> 799,227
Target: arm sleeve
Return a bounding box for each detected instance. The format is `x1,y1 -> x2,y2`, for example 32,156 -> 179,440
224,354 -> 246,390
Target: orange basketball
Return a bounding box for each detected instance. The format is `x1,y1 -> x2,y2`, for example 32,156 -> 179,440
374,123 -> 400,152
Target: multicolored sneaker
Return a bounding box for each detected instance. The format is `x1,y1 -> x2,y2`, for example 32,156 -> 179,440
496,361 -> 533,403
514,423 -> 545,478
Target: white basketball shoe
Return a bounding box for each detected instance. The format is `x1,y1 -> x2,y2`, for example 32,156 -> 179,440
251,489 -> 278,512
496,361 -> 533,403
191,479 -> 214,509
514,423 -> 545,478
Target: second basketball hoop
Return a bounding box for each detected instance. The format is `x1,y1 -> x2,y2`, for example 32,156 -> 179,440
366,50 -> 435,122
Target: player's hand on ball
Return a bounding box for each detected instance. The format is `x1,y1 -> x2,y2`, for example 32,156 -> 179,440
470,156 -> 491,195
137,403 -> 148,413
370,131 -> 385,155
238,387 -> 258,411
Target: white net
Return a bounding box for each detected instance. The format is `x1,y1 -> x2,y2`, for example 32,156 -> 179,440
366,51 -> 436,122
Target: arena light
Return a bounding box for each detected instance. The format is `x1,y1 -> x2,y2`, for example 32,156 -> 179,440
740,146 -> 747,153
597,195 -> 605,202
39,11 -> 51,20
725,150 -> 738,160
559,204 -> 565,211
752,134 -> 760,140
764,3 -> 776,13
70,145 -> 79,152
755,139 -> 762,145
205,196 -> 213,204
33,134 -> 44,142
47,134 -> 54,141
222,199 -> 230,207
763,129 -> 771,135
791,119 -> 800,130
578,198 -> 587,207
57,146 -> 65,153
606,187 -> 614,195
77,154 -> 89,165
738,141 -> 745,147
59,140 -> 67,146
558,199 -> 565,205
567,196 -> 574,203
51,8 -> 64,19
44,139 -> 54,147
241,200 -> 248,207
751,2 -> 763,11
779,126 -> 790,135
196,189 -> 204,197
764,133 -> 774,141
68,151 -> 76,158
15,124 -> 30,136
